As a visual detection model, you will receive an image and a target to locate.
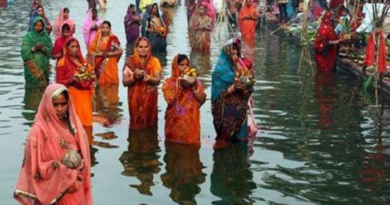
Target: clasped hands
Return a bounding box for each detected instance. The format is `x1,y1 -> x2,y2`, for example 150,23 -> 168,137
33,42 -> 46,52
179,78 -> 196,89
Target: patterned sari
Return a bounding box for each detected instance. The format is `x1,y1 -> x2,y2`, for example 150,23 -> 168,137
14,84 -> 92,205
162,55 -> 205,145
56,38 -> 95,138
189,5 -> 213,52
145,3 -> 167,53
88,28 -> 121,85
21,17 -> 53,87
124,37 -> 162,130
211,45 -> 252,142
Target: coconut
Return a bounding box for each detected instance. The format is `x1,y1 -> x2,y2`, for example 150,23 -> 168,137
61,149 -> 82,169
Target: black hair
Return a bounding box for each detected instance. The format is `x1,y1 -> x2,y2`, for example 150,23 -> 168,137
67,38 -> 78,46
130,4 -> 135,8
177,54 -> 189,65
92,8 -> 98,13
37,5 -> 44,10
53,89 -> 69,101
63,7 -> 69,13
231,43 -> 241,58
35,19 -> 44,28
150,3 -> 160,17
162,1 -> 169,7
62,23 -> 71,31
102,20 -> 111,28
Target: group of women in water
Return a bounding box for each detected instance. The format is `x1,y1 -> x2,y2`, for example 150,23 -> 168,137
14,0 -> 259,204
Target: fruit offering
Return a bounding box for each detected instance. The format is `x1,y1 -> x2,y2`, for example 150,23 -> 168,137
182,67 -> 197,84
235,70 -> 256,86
74,64 -> 95,81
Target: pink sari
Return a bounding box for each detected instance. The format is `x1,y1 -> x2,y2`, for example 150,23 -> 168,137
83,9 -> 103,49
53,8 -> 75,40
14,84 -> 92,205
204,0 -> 217,23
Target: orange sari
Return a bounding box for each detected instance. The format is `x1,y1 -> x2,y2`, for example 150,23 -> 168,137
88,28 -> 121,85
14,84 -> 92,205
125,38 -> 161,130
239,4 -> 258,40
56,38 -> 95,143
162,55 -> 205,145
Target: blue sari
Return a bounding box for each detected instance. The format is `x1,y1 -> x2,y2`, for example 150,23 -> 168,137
211,46 -> 250,141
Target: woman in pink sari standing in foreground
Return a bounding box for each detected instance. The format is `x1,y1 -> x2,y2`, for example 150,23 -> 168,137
14,84 -> 92,205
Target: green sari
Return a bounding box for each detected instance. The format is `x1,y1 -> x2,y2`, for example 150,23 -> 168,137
21,17 -> 53,86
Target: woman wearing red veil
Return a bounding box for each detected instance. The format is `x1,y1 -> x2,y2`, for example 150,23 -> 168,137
313,11 -> 339,72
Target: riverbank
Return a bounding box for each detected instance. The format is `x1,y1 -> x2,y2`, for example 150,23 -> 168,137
266,20 -> 390,95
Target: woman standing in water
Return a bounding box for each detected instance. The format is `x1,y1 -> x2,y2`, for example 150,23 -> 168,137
52,23 -> 72,63
122,37 -> 162,130
83,8 -> 103,49
163,54 -> 206,145
53,7 -> 75,39
189,3 -> 213,52
124,4 -> 141,44
145,3 -> 167,53
211,40 -> 254,147
21,17 -> 53,86
14,84 -> 92,205
56,38 -> 95,143
29,6 -> 52,34
313,10 -> 339,72
88,21 -> 123,85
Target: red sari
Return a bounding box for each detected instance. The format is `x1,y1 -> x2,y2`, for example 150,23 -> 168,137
53,37 -> 68,58
162,55 -> 205,145
56,38 -> 95,143
124,37 -> 162,130
313,11 -> 338,72
14,84 -> 92,205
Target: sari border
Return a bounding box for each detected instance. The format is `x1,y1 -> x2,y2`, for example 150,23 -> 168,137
14,189 -> 67,205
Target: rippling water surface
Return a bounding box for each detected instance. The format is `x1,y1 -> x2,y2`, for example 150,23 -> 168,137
1,0 -> 390,204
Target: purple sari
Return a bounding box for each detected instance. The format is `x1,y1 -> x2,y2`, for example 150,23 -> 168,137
124,8 -> 141,44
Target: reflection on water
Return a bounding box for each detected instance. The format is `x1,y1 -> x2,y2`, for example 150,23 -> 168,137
314,72 -> 336,129
22,85 -> 46,124
161,142 -> 206,204
119,127 -> 162,196
2,0 -> 390,204
211,143 -> 256,205
94,84 -> 121,127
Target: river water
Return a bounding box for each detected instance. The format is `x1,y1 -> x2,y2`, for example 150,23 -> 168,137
1,0 -> 390,204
